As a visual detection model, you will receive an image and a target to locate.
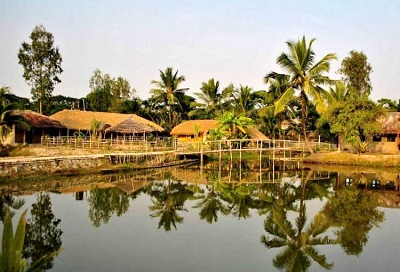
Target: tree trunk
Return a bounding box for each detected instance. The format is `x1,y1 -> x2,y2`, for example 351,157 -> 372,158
300,91 -> 315,154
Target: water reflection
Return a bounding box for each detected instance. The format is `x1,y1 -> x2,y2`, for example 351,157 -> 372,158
88,187 -> 130,228
261,171 -> 336,271
23,193 -> 62,271
323,186 -> 385,255
148,173 -> 197,231
0,160 -> 396,271
0,193 -> 25,221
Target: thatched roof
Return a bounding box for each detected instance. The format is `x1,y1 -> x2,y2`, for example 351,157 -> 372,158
170,119 -> 268,140
12,110 -> 66,129
51,109 -> 164,132
380,112 -> 400,134
106,117 -> 156,134
170,120 -> 220,136
244,127 -> 269,140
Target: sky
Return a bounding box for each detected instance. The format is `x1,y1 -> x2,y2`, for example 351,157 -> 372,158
1,0 -> 399,102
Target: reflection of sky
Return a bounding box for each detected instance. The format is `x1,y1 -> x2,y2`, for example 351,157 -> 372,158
1,181 -> 398,271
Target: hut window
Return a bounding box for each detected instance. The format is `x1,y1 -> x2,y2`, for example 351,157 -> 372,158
387,134 -> 396,142
373,135 -> 381,142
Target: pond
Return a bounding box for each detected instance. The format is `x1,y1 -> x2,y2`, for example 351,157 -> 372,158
1,161 -> 400,272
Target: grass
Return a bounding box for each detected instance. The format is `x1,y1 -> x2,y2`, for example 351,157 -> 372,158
304,152 -> 400,168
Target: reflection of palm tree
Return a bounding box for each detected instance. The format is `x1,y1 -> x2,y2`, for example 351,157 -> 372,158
148,177 -> 194,231
0,193 -> 25,221
261,173 -> 336,271
193,182 -> 230,223
221,184 -> 258,219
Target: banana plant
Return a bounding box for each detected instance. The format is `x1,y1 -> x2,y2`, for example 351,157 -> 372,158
0,209 -> 62,272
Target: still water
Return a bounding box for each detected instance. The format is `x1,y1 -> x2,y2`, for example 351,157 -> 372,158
1,161 -> 400,272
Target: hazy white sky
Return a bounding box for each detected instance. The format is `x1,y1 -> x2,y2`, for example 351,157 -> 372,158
1,0 -> 399,102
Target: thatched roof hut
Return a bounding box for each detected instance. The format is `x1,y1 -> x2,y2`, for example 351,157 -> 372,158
106,117 -> 156,134
170,120 -> 220,136
380,112 -> 400,134
13,110 -> 66,129
170,119 -> 268,140
9,110 -> 67,144
51,109 -> 164,132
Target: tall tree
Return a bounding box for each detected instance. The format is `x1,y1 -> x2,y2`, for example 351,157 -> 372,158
18,25 -> 63,114
338,50 -> 372,99
190,78 -> 226,119
150,67 -> 189,131
87,69 -> 113,112
110,76 -> 134,113
264,36 -> 337,153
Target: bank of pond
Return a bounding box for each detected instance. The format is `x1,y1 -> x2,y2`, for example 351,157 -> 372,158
1,161 -> 400,271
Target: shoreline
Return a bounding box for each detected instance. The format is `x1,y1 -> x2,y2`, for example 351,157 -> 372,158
303,152 -> 400,168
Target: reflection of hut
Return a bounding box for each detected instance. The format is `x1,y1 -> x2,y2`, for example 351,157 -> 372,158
105,117 -> 157,140
51,109 -> 164,137
372,112 -> 400,153
9,110 -> 67,144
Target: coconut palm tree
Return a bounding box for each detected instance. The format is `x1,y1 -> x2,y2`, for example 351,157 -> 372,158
264,36 -> 337,153
231,85 -> 261,116
150,67 -> 189,130
189,78 -> 223,119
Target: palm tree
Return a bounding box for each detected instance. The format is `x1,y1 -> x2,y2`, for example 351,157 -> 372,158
190,78 -> 223,119
264,36 -> 337,153
231,85 -> 260,116
150,67 -> 189,130
260,76 -> 297,139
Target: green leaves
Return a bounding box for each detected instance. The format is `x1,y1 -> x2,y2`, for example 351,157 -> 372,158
18,25 -> 63,114
1,209 -> 27,272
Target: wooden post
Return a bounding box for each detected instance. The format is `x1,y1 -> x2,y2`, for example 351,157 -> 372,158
219,140 -> 222,164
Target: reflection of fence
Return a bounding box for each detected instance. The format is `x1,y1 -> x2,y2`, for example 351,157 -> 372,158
41,136 -> 173,151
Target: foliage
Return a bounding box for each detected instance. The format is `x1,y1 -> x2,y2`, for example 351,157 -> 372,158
150,67 -> 189,131
189,78 -> 228,119
260,176 -> 336,271
353,140 -> 370,155
323,186 -> 384,255
88,187 -> 130,228
47,95 -> 81,115
0,208 -> 61,272
264,36 -> 336,153
18,25 -> 63,115
377,98 -> 400,112
326,97 -> 384,147
217,112 -> 254,139
0,194 -> 25,222
23,193 -> 63,271
0,87 -> 31,146
338,50 -> 372,99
